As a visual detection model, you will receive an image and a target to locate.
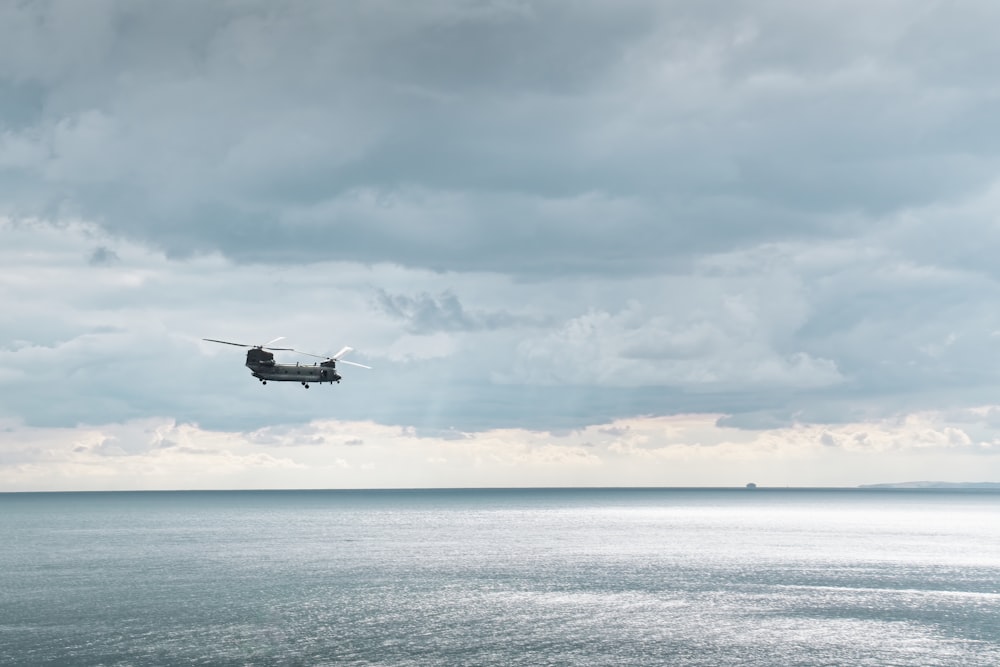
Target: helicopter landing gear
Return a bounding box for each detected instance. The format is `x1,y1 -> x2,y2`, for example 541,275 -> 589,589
302,382 -> 310,388
259,379 -> 267,385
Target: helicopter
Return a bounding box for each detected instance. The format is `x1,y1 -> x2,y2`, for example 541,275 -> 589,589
203,337 -> 371,388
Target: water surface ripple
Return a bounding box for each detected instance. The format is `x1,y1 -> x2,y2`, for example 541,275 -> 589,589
2,488 -> 998,666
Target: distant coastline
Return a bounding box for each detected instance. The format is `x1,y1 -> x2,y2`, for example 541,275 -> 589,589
859,481 -> 1000,489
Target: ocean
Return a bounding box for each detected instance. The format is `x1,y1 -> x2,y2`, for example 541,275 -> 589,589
1,488 -> 998,666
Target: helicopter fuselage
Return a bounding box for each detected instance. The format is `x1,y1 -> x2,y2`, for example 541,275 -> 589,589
245,348 -> 341,386
248,360 -> 342,385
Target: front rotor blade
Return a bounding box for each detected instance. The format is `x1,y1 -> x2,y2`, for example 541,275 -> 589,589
331,346 -> 353,360
264,336 -> 287,348
338,359 -> 372,369
203,338 -> 250,347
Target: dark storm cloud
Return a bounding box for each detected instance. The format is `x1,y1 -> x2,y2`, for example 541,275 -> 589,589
0,79 -> 45,129
4,1 -> 999,276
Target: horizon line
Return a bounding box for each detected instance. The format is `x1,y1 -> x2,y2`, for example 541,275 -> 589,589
3,483 -> 1000,495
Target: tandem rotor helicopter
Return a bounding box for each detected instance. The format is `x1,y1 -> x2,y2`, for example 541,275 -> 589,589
203,337 -> 371,388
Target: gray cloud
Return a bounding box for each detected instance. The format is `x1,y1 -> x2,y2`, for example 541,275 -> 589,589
374,289 -> 544,333
88,246 -> 120,266
375,290 -> 480,333
4,1 -> 1000,442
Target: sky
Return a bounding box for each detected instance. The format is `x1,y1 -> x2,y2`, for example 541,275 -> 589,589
3,0 -> 1000,490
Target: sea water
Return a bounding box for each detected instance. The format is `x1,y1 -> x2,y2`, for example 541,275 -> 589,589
1,488 -> 998,666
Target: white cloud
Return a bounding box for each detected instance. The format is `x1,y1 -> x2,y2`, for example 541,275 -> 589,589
2,408 -> 998,491
509,292 -> 843,389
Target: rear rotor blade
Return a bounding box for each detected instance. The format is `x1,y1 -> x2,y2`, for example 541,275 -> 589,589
203,338 -> 251,347
330,345 -> 370,368
291,350 -> 330,359
296,346 -> 372,368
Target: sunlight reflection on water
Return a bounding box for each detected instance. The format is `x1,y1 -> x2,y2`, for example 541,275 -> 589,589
1,489 -> 998,665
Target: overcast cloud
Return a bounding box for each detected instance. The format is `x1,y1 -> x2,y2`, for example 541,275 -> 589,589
3,0 -> 1000,489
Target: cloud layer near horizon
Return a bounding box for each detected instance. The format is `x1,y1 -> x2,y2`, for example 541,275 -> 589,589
3,409 -> 997,492
3,1 -> 1000,487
